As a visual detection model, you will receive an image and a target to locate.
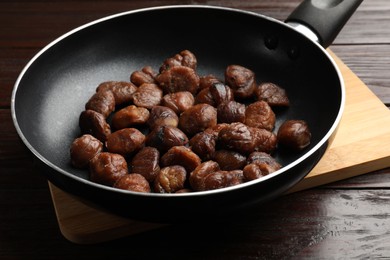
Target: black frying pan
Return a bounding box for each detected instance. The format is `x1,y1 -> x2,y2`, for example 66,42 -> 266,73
12,1 -> 362,222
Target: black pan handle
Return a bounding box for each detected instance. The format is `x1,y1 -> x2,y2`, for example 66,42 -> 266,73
285,0 -> 364,48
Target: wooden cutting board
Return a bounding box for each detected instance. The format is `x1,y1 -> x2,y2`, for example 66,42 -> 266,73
48,50 -> 390,244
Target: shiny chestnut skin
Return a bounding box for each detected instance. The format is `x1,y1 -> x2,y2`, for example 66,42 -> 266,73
195,87 -> 215,106
199,74 -> 222,90
255,82 -> 289,107
250,126 -> 278,154
189,159 -> 247,191
130,66 -> 157,86
130,146 -> 160,183
113,173 -> 151,193
218,122 -> 277,154
89,152 -> 128,186
243,164 -> 272,181
217,122 -> 254,154
154,165 -> 187,193
79,110 -> 111,142
147,105 -> 179,129
175,188 -> 192,193
156,66 -> 200,95
195,82 -> 234,107
111,105 -> 149,130
217,100 -> 246,124
85,89 -> 115,118
245,100 -> 276,131
70,134 -> 103,169
213,149 -> 247,171
225,65 -> 256,99
159,50 -> 197,72
243,152 -> 282,181
277,120 -> 311,151
161,91 -> 195,114
203,170 -> 244,191
204,123 -> 229,137
132,83 -> 163,109
146,125 -> 189,153
189,131 -> 217,161
247,151 -> 281,171
179,103 -> 217,136
160,146 -> 201,173
96,81 -> 137,105
106,128 -> 145,156
189,160 -> 220,191
209,82 -> 234,106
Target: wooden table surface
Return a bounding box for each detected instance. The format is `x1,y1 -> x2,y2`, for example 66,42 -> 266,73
1,0 -> 390,259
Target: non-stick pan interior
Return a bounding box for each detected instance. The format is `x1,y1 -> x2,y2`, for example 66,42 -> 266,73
13,6 -> 342,220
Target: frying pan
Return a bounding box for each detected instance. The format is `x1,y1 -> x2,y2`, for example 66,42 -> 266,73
12,0 -> 363,222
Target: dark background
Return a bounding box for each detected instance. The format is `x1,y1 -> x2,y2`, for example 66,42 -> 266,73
1,0 -> 390,259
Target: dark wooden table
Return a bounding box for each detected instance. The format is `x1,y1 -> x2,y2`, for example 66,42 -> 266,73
1,0 -> 390,259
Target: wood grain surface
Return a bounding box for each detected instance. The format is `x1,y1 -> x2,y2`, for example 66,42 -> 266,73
1,0 -> 390,259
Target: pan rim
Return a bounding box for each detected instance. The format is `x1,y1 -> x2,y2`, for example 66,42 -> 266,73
11,4 -> 345,198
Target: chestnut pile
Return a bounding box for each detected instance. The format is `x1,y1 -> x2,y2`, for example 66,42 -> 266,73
70,50 -> 311,193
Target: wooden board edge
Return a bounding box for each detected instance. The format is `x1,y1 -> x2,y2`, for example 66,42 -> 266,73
49,183 -> 166,244
287,156 -> 390,194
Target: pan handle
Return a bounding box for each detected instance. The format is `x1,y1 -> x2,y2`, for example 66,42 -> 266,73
285,0 -> 364,48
